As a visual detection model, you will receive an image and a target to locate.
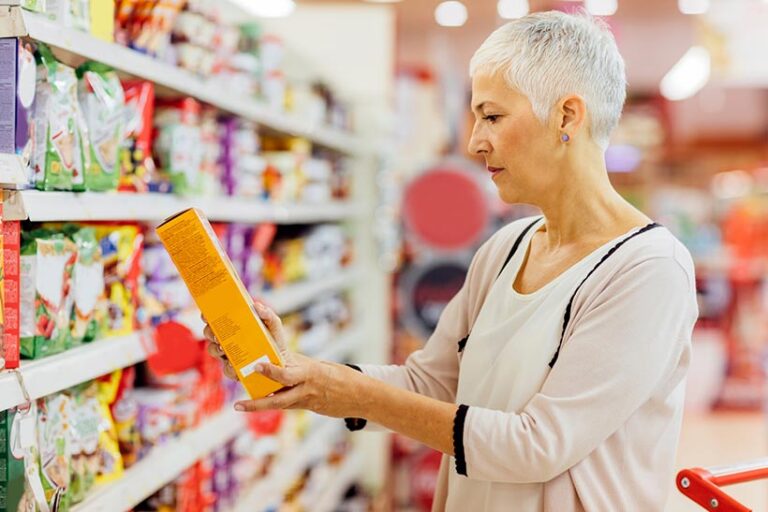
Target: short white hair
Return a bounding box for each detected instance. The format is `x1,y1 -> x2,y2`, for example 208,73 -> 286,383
469,11 -> 626,149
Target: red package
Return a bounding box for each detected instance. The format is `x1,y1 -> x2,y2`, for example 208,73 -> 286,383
119,81 -> 156,193
2,218 -> 20,370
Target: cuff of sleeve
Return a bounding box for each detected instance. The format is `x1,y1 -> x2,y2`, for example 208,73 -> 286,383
453,404 -> 470,476
344,364 -> 368,432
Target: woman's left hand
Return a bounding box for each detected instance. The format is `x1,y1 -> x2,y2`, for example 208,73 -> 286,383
234,304 -> 365,419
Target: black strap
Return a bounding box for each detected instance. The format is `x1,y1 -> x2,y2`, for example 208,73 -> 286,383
548,222 -> 662,368
458,217 -> 542,353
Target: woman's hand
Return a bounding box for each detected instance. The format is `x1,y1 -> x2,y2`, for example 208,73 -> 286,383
202,302 -> 365,419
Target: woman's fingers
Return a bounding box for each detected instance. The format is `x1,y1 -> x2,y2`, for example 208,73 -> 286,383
256,362 -> 304,387
206,340 -> 225,358
234,385 -> 305,412
222,361 -> 237,380
203,324 -> 216,343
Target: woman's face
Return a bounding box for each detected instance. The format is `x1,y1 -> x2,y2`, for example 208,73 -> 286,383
468,72 -> 561,205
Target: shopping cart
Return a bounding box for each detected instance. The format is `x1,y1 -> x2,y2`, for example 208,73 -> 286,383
677,459 -> 768,511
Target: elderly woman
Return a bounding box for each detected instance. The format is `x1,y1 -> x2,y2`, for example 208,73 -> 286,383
205,11 -> 698,511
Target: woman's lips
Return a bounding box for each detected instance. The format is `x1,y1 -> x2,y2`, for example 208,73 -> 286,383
487,166 -> 504,175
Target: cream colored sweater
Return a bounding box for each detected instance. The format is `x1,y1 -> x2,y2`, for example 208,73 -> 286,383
360,217 -> 699,511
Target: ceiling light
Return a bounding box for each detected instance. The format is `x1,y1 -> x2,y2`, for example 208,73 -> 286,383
660,46 -> 711,101
435,1 -> 468,27
498,0 -> 529,19
585,0 -> 618,16
228,0 -> 295,18
678,0 -> 710,15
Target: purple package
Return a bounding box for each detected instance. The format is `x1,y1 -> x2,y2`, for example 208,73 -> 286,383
0,38 -> 36,185
225,224 -> 250,279
219,117 -> 237,196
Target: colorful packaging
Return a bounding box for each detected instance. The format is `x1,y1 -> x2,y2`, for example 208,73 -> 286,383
1,407 -> 39,512
89,0 -> 115,43
44,0 -> 90,31
2,220 -> 21,369
118,80 -> 155,192
0,39 -> 37,187
154,98 -> 203,196
20,230 -> 77,359
33,45 -> 87,191
37,393 -> 74,511
95,371 -> 124,484
96,225 -> 142,337
68,384 -> 100,504
20,0 -> 46,12
77,62 -> 125,192
156,209 -> 285,399
71,227 -> 104,344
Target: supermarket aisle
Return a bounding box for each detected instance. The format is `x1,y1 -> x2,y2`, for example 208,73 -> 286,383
669,413 -> 768,511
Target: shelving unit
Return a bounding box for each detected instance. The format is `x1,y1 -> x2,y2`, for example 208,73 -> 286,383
0,2 -> 390,509
0,6 -> 367,159
1,190 -> 362,223
313,449 -> 365,512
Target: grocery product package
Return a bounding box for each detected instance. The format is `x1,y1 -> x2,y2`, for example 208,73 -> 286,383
70,227 -> 105,344
20,0 -> 46,12
20,229 -> 77,359
110,367 -> 140,468
67,383 -> 100,504
36,393 -> 74,511
95,370 -> 125,484
44,0 -> 90,32
2,219 -> 21,370
77,62 -> 125,192
154,98 -> 203,195
32,44 -> 87,191
0,38 -> 37,187
96,225 -> 143,337
1,406 -> 40,512
89,0 -> 115,42
156,208 -> 285,399
119,80 -> 156,192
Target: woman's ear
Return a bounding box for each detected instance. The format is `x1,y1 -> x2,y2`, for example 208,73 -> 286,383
557,94 -> 587,135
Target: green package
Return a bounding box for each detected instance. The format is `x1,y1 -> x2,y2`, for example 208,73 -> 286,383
70,227 -> 104,345
37,394 -> 73,512
20,0 -> 46,13
68,384 -> 100,504
77,62 -> 125,192
0,408 -> 38,512
20,230 -> 77,359
33,44 -> 87,192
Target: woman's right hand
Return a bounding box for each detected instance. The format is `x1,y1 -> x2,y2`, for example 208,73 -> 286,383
203,320 -> 237,380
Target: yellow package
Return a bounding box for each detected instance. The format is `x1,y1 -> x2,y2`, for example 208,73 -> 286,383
90,0 -> 115,42
156,209 -> 285,399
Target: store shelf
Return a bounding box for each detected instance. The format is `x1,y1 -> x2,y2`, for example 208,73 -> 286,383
313,449 -> 365,512
265,268 -> 361,315
0,153 -> 29,187
309,326 -> 362,363
232,418 -> 344,512
0,189 -> 361,223
0,6 -> 363,155
72,409 -> 246,512
0,331 -> 154,412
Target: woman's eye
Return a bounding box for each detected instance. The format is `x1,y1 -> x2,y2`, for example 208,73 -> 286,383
483,115 -> 500,124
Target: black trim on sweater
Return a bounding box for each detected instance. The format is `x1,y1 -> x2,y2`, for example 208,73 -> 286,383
344,364 -> 368,431
453,404 -> 470,476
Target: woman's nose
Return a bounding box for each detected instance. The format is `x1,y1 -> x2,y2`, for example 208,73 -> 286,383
467,124 -> 490,155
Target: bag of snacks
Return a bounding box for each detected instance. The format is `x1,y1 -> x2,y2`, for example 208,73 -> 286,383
95,371 -> 124,484
32,44 -> 87,191
37,393 -> 74,511
68,383 -> 100,504
20,229 -> 77,359
70,227 -> 104,344
77,62 -> 125,192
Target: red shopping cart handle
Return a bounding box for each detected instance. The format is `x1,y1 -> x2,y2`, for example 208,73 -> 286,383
677,458 -> 768,511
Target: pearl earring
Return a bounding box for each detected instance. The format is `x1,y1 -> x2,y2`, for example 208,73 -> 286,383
561,133 -> 570,142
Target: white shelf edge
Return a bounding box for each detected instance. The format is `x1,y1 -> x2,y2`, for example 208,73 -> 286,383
0,331 -> 153,412
233,418 -> 343,512
311,326 -> 362,363
313,449 -> 365,512
72,409 -> 246,512
1,189 -> 362,223
264,267 -> 361,315
1,7 -> 364,155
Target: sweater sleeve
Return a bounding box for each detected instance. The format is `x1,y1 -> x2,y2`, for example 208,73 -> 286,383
457,256 -> 697,483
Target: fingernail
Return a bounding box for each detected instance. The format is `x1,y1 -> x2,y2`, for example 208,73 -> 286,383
254,363 -> 266,373
234,403 -> 244,411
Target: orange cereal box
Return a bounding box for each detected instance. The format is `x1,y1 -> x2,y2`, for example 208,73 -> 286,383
156,209 -> 284,399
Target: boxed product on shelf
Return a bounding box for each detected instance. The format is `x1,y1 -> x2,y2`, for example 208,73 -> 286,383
2,219 -> 21,369
220,117 -> 264,197
156,208 -> 285,399
20,229 -> 78,359
283,293 -> 351,355
0,38 -> 37,187
198,108 -> 224,196
32,44 -> 88,192
76,62 -> 126,192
